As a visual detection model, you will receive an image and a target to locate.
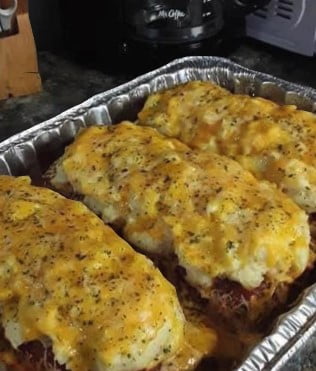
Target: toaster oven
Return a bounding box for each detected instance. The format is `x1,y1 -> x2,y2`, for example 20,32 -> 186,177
246,0 -> 316,56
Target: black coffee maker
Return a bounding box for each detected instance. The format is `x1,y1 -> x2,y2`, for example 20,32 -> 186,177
119,0 -> 270,70
60,0 -> 270,73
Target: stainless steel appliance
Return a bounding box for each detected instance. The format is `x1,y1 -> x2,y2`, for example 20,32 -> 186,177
246,0 -> 316,56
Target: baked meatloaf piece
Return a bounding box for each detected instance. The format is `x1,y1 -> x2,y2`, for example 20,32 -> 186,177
138,81 -> 316,213
0,175 -> 206,371
47,122 -> 312,328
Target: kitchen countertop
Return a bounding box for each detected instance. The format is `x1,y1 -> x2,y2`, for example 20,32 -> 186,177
0,39 -> 316,370
1,39 -> 316,143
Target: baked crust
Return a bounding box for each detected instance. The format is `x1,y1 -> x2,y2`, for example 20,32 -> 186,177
138,81 -> 316,213
47,123 -> 312,328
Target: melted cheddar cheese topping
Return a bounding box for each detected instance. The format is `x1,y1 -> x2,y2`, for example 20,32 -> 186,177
0,175 -> 186,371
138,81 -> 316,213
51,123 -> 311,295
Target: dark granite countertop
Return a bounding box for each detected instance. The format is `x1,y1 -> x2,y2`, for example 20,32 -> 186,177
0,39 -> 315,370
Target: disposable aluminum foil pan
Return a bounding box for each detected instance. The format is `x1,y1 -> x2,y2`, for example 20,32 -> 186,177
1,56 -> 316,370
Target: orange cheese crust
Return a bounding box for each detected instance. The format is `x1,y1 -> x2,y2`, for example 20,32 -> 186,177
49,123 -> 311,324
0,175 -> 188,371
138,80 -> 316,213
